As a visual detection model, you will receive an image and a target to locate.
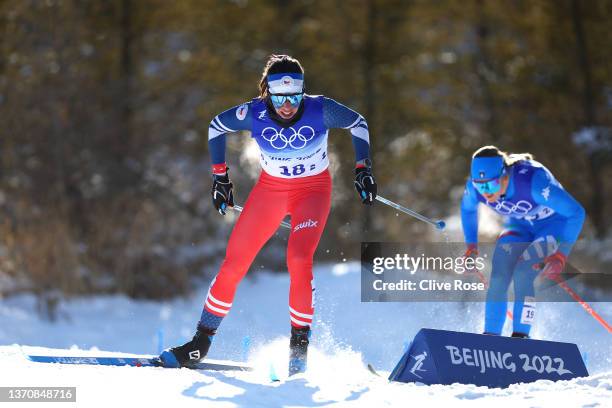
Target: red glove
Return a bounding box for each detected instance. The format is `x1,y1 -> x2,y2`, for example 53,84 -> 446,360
463,244 -> 486,283
535,252 -> 567,282
464,243 -> 478,258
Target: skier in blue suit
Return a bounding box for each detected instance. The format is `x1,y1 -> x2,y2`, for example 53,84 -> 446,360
461,146 -> 585,338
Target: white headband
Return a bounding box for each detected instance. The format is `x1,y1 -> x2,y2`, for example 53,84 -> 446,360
267,72 -> 304,94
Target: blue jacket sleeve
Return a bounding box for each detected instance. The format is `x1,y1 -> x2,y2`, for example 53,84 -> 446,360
322,97 -> 370,163
208,102 -> 252,165
531,169 -> 585,247
461,180 -> 480,245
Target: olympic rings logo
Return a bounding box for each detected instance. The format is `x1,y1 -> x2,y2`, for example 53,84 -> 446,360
260,126 -> 316,150
488,200 -> 533,215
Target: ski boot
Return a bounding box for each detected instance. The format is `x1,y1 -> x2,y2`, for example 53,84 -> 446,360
288,326 -> 310,376
158,325 -> 215,368
511,331 -> 529,339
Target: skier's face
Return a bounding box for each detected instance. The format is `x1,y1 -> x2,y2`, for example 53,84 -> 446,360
481,175 -> 509,202
274,98 -> 300,119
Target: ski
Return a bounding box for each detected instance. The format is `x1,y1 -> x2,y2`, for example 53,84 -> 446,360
26,355 -> 253,372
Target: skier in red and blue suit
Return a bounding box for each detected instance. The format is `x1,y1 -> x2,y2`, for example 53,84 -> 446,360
461,146 -> 585,338
158,55 -> 377,374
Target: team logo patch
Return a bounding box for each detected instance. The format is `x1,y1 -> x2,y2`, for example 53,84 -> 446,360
258,109 -> 267,120
236,104 -> 248,121
541,186 -> 550,201
281,75 -> 293,86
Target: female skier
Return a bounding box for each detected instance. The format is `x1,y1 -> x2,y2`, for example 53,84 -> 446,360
461,146 -> 585,338
158,55 -> 377,374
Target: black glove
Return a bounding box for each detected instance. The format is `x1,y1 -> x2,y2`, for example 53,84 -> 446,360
211,170 -> 234,215
354,166 -> 377,205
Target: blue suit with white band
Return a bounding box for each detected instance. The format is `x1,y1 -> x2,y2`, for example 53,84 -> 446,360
461,157 -> 585,336
208,72 -> 370,178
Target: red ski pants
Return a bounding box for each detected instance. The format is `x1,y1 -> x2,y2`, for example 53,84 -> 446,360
204,169 -> 332,328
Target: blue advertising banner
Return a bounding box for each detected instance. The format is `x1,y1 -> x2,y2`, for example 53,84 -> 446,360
389,328 -> 588,388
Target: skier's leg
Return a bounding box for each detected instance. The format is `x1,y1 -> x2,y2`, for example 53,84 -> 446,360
200,176 -> 289,328
484,228 -> 531,335
160,174 -> 288,367
511,218 -> 568,337
286,171 -> 331,374
286,175 -> 332,328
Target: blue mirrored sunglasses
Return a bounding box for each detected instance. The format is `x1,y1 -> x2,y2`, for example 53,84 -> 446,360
472,177 -> 502,195
270,93 -> 303,109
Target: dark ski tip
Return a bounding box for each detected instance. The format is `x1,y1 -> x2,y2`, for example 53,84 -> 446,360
367,363 -> 381,377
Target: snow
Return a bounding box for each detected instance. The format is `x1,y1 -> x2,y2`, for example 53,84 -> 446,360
1,261 -> 611,407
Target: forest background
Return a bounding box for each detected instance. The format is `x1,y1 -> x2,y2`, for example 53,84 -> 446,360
1,0 -> 610,318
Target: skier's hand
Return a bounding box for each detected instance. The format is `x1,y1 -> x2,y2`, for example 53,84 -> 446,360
354,167 -> 377,205
211,170 -> 234,215
462,244 -> 484,281
534,251 -> 566,282
463,243 -> 478,259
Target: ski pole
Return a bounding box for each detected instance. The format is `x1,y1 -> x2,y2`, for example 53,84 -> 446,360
231,205 -> 292,230
550,275 -> 612,333
375,195 -> 446,230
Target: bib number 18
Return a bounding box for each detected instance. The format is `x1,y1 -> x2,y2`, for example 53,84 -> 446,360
280,164 -> 317,177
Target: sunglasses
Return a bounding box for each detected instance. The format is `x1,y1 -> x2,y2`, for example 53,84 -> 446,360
472,177 -> 502,195
270,93 -> 303,109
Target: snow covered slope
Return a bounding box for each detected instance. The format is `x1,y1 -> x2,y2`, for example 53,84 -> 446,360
1,262 -> 611,407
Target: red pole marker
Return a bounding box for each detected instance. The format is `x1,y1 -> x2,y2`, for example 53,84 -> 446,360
550,275 -> 612,334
